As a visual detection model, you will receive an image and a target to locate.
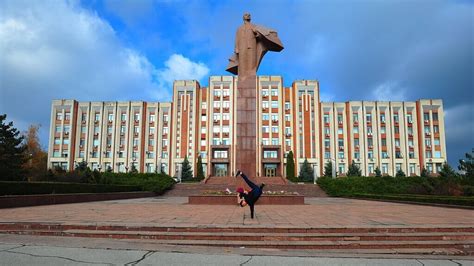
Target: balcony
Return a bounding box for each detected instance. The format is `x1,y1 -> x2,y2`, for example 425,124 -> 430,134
424,120 -> 430,125
339,146 -> 344,151
271,120 -> 278,124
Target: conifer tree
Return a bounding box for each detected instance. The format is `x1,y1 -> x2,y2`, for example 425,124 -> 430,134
299,158 -> 314,182
181,156 -> 193,181
374,166 -> 382,177
0,114 -> 26,180
196,155 -> 204,180
346,160 -> 362,176
286,151 -> 296,181
324,160 -> 333,177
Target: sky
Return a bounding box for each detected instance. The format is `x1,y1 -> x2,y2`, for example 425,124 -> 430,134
0,0 -> 472,167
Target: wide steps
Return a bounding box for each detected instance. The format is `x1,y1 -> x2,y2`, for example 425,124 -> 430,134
0,223 -> 473,254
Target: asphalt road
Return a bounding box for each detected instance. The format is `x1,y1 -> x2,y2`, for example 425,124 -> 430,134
1,241 -> 473,266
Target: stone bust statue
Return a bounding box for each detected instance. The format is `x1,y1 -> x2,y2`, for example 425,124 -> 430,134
226,13 -> 284,78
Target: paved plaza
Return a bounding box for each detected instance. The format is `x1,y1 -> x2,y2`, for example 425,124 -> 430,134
0,197 -> 472,228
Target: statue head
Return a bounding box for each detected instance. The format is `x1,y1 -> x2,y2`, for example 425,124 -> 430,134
243,13 -> 251,22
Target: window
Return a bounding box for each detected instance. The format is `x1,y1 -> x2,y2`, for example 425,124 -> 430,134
338,165 -> 345,174
271,126 -> 279,133
285,114 -> 290,121
338,152 -> 344,159
79,151 -> 84,158
271,101 -> 278,108
222,138 -> 230,145
81,113 -> 87,121
434,151 -> 441,158
53,150 -> 60,157
107,126 -> 113,134
395,151 -> 402,158
56,112 -> 63,121
354,152 -> 360,159
161,152 -> 168,158
64,112 -> 71,121
353,113 -> 359,122
381,139 -> 387,147
434,138 -> 440,145
163,115 -> 169,122
324,139 -> 330,148
324,114 -> 330,123
410,164 -> 416,175
285,102 -> 290,110
94,126 -> 99,134
424,126 -> 430,134
213,101 -> 221,108
394,126 -> 399,134
95,113 -> 100,121
336,113 -> 342,123
380,126 -> 386,134
424,112 -> 430,121
271,115 -> 278,121
382,151 -> 388,159
64,126 -> 70,133
380,114 -> 385,123
425,139 -> 431,146
263,151 -> 278,158
147,152 -> 154,159
223,89 -> 230,96
148,139 -> 155,146
108,113 -> 114,122
433,125 -> 439,133
134,113 -> 140,121
382,163 -> 388,174
271,138 -> 279,145
409,151 -> 415,159
368,163 -> 374,174
262,126 -> 269,133
222,114 -> 230,120
54,138 -> 61,145
354,138 -> 359,146
149,127 -> 155,135
426,151 -> 432,158
134,126 -> 140,134
271,89 -> 278,96
63,138 -> 69,145
366,113 -> 372,122
146,163 -> 155,173
393,113 -> 399,123
337,128 -> 343,134
213,127 -> 220,133
368,151 -> 373,159
396,163 -> 402,172
395,139 -> 400,147
201,140 -> 206,146
162,139 -> 168,147
432,112 -> 438,121
213,150 -> 228,158
201,114 -> 207,121
262,138 -> 269,145
262,89 -> 269,96
120,126 -> 126,134
121,113 -> 127,121
262,101 -> 269,108
354,127 -> 359,134
324,152 -> 330,159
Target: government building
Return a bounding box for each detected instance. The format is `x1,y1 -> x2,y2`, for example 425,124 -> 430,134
47,75 -> 447,178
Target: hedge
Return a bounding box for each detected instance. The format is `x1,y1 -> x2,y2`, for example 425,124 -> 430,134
351,193 -> 474,207
0,181 -> 141,196
100,172 -> 175,194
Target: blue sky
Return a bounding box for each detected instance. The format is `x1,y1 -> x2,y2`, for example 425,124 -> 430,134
0,0 -> 473,167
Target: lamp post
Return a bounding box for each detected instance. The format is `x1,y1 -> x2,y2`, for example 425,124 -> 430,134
330,158 -> 336,178
313,163 -> 318,184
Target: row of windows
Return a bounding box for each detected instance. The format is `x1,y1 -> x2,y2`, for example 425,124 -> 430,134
79,112 -> 168,123
324,112 -> 438,124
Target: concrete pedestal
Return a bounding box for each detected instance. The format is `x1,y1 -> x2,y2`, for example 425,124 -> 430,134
236,75 -> 257,178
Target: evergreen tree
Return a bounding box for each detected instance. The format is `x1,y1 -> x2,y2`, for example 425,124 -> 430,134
346,160 -> 362,177
286,151 -> 296,181
130,164 -> 138,174
439,161 -> 457,178
374,166 -> 382,177
324,160 -> 333,177
299,158 -> 314,182
196,155 -> 204,180
395,169 -> 406,177
181,156 -> 193,181
75,160 -> 89,171
458,151 -> 474,178
0,114 -> 26,181
420,167 -> 429,177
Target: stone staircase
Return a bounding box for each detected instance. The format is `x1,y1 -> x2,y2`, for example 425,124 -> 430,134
163,180 -> 327,197
0,223 -> 472,255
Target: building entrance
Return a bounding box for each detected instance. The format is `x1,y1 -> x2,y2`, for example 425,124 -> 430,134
264,164 -> 277,177
214,163 -> 228,177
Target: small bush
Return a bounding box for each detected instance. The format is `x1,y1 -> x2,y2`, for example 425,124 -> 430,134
0,181 -> 141,196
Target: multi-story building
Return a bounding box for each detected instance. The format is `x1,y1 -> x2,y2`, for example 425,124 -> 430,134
48,76 -> 447,178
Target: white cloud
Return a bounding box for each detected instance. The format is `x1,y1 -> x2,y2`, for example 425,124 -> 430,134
372,82 -> 407,101
0,0 -> 209,147
152,54 -> 209,99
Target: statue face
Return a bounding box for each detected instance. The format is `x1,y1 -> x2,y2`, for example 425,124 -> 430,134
243,13 -> 251,22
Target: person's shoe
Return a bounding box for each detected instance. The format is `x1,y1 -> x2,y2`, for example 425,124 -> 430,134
235,170 -> 241,177
260,183 -> 266,190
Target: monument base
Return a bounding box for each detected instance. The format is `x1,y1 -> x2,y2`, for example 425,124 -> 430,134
236,75 -> 257,178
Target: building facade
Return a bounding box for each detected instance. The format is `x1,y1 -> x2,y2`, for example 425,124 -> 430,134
48,76 -> 447,178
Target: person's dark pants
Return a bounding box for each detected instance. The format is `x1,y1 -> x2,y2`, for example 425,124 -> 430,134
240,173 -> 263,219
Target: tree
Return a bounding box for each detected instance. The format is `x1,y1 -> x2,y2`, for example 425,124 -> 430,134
324,160 -> 333,177
439,161 -> 457,178
420,167 -> 429,177
181,156 -> 193,181
286,151 -> 296,181
196,155 -> 204,181
395,169 -> 406,177
130,164 -> 138,174
374,166 -> 382,177
458,151 -> 474,178
75,160 -> 89,171
0,114 -> 26,181
22,124 -> 48,181
346,160 -> 362,177
299,158 -> 314,182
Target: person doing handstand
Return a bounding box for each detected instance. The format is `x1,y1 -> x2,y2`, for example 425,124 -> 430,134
235,170 -> 265,219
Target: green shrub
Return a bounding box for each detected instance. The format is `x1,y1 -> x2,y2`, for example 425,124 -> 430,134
0,181 -> 141,196
352,193 -> 474,207
100,172 -> 175,194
